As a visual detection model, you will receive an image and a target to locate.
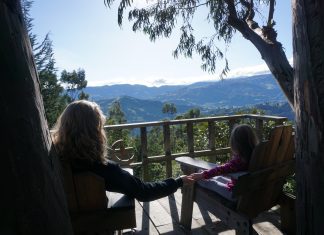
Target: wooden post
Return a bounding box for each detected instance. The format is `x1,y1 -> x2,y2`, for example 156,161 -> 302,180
179,165 -> 196,231
140,127 -> 149,181
186,122 -> 194,158
280,193 -> 296,235
163,123 -> 172,178
255,119 -> 264,141
180,183 -> 196,230
208,121 -> 216,162
228,119 -> 236,136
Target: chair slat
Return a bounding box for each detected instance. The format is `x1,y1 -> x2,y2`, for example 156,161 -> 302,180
73,172 -> 107,211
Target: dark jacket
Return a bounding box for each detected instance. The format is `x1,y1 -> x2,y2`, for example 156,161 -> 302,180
74,160 -> 183,202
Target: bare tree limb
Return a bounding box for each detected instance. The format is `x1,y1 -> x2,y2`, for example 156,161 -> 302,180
267,0 -> 275,26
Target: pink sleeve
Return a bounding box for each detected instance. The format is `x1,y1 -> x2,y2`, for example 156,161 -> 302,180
202,156 -> 248,179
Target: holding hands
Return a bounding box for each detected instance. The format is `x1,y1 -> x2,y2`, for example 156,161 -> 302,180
180,171 -> 205,186
187,172 -> 204,181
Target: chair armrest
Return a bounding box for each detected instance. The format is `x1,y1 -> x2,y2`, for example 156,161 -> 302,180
175,156 -> 217,170
227,171 -> 248,180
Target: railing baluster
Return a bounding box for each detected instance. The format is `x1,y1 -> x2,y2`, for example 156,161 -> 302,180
187,122 -> 194,157
163,123 -> 172,178
208,121 -> 215,151
140,127 -> 149,181
208,121 -> 216,162
228,119 -> 236,136
255,119 -> 264,140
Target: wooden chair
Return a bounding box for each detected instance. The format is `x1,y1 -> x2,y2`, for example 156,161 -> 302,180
176,125 -> 295,235
61,163 -> 136,235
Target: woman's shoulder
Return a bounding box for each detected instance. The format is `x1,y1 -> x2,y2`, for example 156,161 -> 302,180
96,160 -> 123,171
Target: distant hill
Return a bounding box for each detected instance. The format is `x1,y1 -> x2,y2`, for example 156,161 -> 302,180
87,73 -> 293,122
96,96 -> 293,123
96,96 -> 199,123
86,74 -> 287,108
153,74 -> 286,108
85,84 -> 185,101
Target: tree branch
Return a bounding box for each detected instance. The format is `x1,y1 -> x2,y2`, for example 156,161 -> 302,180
176,1 -> 209,10
224,0 -> 294,107
239,0 -> 254,21
267,0 -> 275,26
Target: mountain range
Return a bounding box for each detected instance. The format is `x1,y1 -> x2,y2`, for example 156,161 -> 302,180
85,74 -> 293,122
86,74 -> 286,107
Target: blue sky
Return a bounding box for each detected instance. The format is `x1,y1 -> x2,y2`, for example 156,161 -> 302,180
30,0 -> 292,87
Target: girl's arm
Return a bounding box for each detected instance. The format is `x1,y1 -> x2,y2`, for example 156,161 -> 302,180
202,157 -> 247,179
189,156 -> 247,181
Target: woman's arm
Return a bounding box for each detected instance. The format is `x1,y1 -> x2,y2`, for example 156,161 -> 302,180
93,161 -> 185,201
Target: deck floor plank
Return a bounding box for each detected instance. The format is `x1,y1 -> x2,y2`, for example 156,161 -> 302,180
126,189 -> 284,235
133,200 -> 160,235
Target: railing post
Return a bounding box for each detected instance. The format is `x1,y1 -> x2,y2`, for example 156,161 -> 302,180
163,123 -> 172,178
208,121 -> 215,151
228,119 -> 236,137
187,122 -> 194,158
255,119 -> 264,140
276,119 -> 285,126
140,127 -> 149,181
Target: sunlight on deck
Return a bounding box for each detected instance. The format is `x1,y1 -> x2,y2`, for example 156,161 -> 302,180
123,189 -> 283,235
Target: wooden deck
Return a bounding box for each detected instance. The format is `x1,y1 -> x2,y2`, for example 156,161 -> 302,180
123,189 -> 283,234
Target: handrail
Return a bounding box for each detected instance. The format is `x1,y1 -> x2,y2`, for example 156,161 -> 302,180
104,114 -> 287,130
104,114 -> 288,181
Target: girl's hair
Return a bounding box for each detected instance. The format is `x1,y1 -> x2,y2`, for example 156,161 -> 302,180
52,100 -> 107,164
229,124 -> 259,162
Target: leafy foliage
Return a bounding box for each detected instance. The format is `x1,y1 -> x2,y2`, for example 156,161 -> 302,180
60,69 -> 89,102
162,102 -> 177,118
107,100 -> 127,124
22,0 -> 68,127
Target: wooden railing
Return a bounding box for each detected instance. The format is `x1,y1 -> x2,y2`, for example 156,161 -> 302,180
104,114 -> 288,181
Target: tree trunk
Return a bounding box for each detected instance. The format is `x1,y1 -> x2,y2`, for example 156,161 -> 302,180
226,1 -> 295,107
293,0 -> 324,234
0,1 -> 73,234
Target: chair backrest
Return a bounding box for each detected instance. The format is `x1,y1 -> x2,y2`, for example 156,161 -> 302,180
61,162 -> 107,213
234,125 -> 295,218
248,125 -> 294,171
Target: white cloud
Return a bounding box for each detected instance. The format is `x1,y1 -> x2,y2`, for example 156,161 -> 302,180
87,60 -> 296,87
227,63 -> 269,78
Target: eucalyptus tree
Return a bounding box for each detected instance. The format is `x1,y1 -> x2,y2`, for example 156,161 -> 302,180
162,102 -> 177,118
104,0 -> 324,233
60,68 -> 89,102
1,0 -> 72,234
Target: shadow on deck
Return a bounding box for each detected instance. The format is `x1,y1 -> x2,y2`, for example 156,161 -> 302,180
124,189 -> 283,235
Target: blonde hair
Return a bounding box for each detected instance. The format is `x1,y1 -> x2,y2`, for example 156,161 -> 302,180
52,100 -> 107,165
229,124 -> 259,162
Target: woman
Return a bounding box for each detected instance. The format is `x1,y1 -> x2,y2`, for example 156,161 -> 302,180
52,100 -> 191,201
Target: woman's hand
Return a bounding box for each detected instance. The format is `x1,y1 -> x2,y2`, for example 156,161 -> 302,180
188,172 -> 204,181
180,175 -> 195,185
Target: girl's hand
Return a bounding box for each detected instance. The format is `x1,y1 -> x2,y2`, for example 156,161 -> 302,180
188,172 -> 204,181
180,175 -> 195,185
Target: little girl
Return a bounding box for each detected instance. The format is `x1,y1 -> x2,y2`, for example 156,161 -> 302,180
188,124 -> 259,199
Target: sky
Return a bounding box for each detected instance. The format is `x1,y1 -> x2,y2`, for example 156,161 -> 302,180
30,0 -> 292,87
